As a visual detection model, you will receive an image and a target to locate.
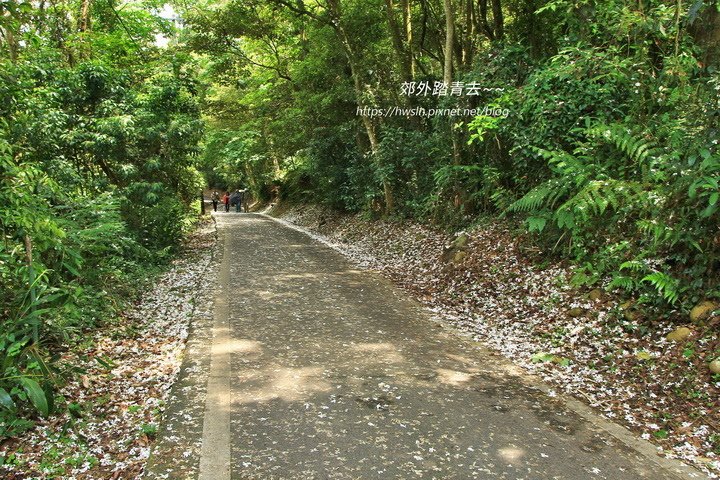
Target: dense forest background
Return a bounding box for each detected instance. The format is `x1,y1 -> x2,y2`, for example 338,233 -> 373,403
1,0 -> 719,433
0,0 -> 204,431
187,0 -> 720,314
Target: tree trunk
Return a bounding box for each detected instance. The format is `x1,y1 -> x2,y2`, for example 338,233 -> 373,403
443,0 -> 454,84
78,0 -> 92,32
2,26 -> 19,62
384,0 -> 414,82
477,0 -> 494,40
401,0 -> 415,77
689,0 -> 720,69
327,0 -> 395,213
97,158 -> 122,186
491,0 -> 503,40
462,0 -> 473,66
525,0 -> 542,58
443,0 -> 465,209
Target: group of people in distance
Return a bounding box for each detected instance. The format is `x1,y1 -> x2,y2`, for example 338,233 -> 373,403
211,189 -> 248,213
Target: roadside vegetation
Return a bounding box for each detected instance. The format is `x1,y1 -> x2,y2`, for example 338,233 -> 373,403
1,0 -> 203,440
188,0 -> 720,317
1,0 -> 719,476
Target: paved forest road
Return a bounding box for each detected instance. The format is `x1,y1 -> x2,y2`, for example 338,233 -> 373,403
193,213 -> 693,480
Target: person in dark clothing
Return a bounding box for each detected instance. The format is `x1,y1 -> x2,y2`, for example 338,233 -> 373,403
231,190 -> 243,213
211,191 -> 220,212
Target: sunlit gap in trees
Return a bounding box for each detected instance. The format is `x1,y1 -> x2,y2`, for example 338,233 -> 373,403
154,3 -> 180,48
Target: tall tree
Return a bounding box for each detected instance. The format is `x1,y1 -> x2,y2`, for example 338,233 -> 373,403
443,0 -> 454,84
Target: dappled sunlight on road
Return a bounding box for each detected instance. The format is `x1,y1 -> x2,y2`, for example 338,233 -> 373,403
435,368 -> 474,386
349,342 -> 406,364
498,446 -> 526,464
207,388 -> 237,409
211,338 -> 263,356
192,213 -> 688,480
445,352 -> 482,368
234,366 -> 332,404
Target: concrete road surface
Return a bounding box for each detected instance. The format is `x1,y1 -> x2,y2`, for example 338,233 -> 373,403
149,212 -> 701,480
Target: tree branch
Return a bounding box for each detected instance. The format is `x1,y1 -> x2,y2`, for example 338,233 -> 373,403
225,38 -> 293,82
269,0 -> 328,25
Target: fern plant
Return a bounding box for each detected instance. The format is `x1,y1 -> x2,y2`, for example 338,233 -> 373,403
587,124 -> 659,167
607,259 -> 682,305
641,271 -> 680,305
504,120 -> 699,307
508,140 -> 647,235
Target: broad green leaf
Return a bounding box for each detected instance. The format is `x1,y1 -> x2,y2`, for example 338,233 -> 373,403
20,377 -> 49,416
43,383 -> 55,415
701,203 -> 717,218
709,192 -> 719,206
0,388 -> 16,411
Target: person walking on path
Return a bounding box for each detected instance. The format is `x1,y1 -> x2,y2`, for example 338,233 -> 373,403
235,190 -> 244,213
242,188 -> 249,212
211,191 -> 220,212
222,192 -> 230,212
229,190 -> 241,212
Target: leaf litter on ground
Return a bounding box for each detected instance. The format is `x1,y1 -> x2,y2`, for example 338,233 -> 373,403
0,219 -> 217,480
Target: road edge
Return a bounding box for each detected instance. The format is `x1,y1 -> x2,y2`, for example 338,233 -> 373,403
198,217 -> 233,480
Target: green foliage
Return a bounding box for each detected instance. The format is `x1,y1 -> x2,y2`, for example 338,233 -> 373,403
19,378 -> 50,417
506,111 -> 715,306
642,272 -> 681,305
688,149 -> 720,219
459,2 -> 720,310
179,0 -> 720,311
0,0 -> 204,432
140,423 -> 158,438
121,184 -> 187,250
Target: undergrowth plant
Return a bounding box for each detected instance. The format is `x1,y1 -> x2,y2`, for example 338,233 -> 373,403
0,3 -> 204,433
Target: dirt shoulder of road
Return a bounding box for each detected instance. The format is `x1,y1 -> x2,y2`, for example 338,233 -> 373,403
268,203 -> 720,479
0,217 -> 218,480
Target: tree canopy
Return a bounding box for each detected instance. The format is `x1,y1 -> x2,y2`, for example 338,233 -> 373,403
1,0 -> 719,438
183,0 -> 719,308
